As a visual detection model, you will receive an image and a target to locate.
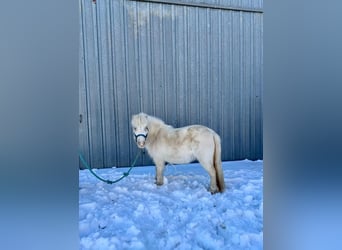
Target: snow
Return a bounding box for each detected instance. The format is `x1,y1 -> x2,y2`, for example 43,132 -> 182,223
79,160 -> 263,250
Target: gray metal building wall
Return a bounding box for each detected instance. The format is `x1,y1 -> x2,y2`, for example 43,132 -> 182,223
79,0 -> 263,168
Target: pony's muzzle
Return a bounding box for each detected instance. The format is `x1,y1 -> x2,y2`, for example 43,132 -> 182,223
134,133 -> 148,148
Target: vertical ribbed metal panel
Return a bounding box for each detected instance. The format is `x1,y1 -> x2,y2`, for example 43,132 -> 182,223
79,0 -> 263,168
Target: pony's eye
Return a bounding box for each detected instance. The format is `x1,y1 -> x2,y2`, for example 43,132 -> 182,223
145,127 -> 149,132
133,127 -> 137,131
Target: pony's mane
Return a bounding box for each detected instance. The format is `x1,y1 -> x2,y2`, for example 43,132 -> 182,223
146,114 -> 173,139
147,115 -> 166,126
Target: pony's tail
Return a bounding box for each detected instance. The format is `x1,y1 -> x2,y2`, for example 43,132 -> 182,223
213,133 -> 225,193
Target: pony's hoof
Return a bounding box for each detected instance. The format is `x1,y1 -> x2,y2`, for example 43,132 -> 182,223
209,187 -> 219,194
155,181 -> 164,186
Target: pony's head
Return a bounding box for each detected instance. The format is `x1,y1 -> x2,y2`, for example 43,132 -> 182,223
131,113 -> 149,148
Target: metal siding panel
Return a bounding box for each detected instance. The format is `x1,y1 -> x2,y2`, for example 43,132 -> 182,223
136,2 -> 152,113
114,0 -> 132,167
210,9 -> 221,133
111,0 -> 125,166
220,10 -> 232,160
109,0 -> 120,166
256,13 -> 263,159
135,0 -> 263,12
175,6 -> 188,127
97,0 -> 117,167
249,11 -> 256,159
187,7 -> 199,124
198,7 -> 209,127
151,4 -> 165,118
125,0 -> 141,166
163,4 -> 174,123
79,0 -> 90,169
245,13 -> 253,159
80,0 -> 263,168
232,11 -> 241,159
82,0 -> 105,168
170,6 -> 179,125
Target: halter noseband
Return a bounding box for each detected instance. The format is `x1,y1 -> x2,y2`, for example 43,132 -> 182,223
134,133 -> 148,142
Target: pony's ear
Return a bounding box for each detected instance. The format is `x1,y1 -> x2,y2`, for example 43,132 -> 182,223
138,112 -> 148,119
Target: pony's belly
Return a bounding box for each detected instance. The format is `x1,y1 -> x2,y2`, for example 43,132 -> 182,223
165,152 -> 195,164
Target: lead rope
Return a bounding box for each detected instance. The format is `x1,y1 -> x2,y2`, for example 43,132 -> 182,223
79,150 -> 142,184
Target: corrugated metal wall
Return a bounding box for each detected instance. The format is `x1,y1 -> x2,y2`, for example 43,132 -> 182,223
79,0 -> 263,168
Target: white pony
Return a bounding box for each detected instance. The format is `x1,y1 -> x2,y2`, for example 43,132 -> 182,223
131,112 -> 225,194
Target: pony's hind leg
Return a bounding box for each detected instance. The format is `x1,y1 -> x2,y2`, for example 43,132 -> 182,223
198,159 -> 219,194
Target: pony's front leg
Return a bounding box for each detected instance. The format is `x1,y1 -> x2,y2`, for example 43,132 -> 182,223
154,160 -> 165,186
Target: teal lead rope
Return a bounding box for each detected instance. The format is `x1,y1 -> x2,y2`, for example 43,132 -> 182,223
79,150 -> 142,184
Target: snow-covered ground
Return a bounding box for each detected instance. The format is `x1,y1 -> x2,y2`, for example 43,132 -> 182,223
79,160 -> 263,250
